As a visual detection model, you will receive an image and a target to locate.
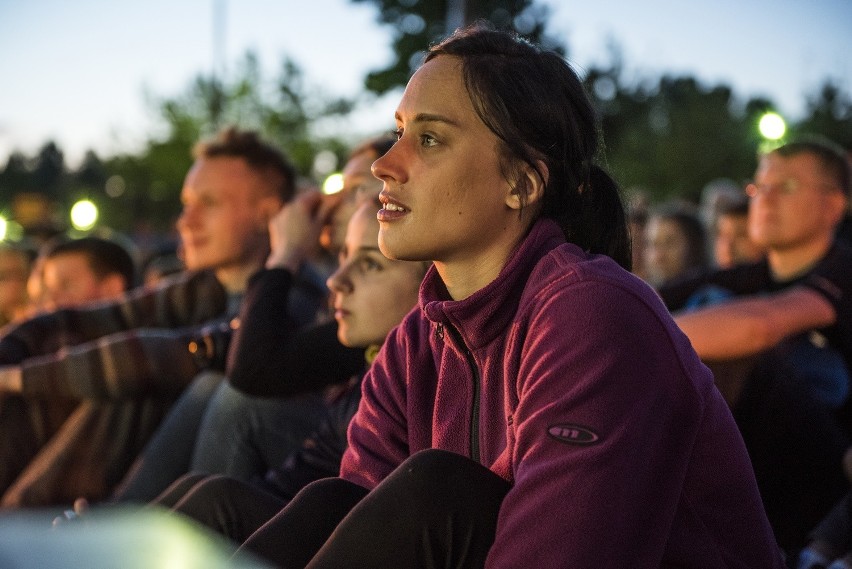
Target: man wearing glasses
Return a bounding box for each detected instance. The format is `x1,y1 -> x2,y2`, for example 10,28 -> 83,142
657,137 -> 851,557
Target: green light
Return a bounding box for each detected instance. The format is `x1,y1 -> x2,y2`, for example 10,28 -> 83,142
70,199 -> 99,231
322,173 -> 344,195
758,112 -> 786,140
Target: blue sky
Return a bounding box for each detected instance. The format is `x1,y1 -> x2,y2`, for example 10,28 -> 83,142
1,0 -> 850,168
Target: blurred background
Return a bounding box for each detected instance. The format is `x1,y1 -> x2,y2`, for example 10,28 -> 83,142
1,0 -> 850,256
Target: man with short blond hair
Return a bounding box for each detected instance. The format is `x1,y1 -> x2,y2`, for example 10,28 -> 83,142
0,127 -> 326,507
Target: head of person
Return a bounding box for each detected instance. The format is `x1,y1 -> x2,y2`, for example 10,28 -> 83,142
178,126 -> 296,290
322,134 -> 397,256
713,195 -> 766,269
0,244 -> 35,325
40,236 -> 136,310
747,137 -> 850,259
326,200 -> 428,349
371,23 -> 630,289
643,203 -> 708,287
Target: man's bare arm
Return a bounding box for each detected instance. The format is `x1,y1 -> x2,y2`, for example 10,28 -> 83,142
674,286 -> 836,360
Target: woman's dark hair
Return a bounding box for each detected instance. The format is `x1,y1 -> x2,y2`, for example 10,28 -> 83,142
425,23 -> 630,269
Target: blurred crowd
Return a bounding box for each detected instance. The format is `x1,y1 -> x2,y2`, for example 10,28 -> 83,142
0,37 -> 851,568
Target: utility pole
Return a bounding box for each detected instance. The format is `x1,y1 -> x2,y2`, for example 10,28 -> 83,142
213,0 -> 227,81
445,0 -> 466,34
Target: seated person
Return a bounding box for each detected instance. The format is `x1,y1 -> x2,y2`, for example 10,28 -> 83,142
143,199 -> 427,545
0,244 -> 35,327
642,201 -> 709,289
0,127 -> 327,508
110,135 -> 395,502
712,193 -> 766,269
659,137 -> 852,555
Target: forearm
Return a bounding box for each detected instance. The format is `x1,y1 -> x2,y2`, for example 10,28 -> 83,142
14,329 -> 201,399
227,269 -> 362,397
674,287 -> 836,361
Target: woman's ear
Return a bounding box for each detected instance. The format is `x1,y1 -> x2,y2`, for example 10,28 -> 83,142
505,160 -> 548,211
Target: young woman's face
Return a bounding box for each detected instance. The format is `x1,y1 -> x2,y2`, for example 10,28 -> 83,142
371,55 -> 524,272
327,204 -> 423,348
643,217 -> 690,285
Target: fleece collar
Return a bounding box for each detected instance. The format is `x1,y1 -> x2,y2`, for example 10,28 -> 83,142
419,218 -> 568,350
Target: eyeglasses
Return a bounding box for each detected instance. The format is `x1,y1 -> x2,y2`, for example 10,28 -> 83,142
745,180 -> 799,198
745,179 -> 837,198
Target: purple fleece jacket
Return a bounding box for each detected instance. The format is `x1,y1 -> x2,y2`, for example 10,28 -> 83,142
340,219 -> 784,568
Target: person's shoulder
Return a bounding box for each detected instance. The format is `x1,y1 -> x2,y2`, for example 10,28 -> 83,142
527,246 -> 661,311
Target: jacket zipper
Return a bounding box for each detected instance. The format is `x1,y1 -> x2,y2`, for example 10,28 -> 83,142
441,322 -> 481,463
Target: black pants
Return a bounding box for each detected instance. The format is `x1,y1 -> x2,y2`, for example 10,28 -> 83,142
153,472 -> 288,546
238,449 -> 511,569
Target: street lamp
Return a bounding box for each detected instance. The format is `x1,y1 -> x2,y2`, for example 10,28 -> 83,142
70,199 -> 99,231
758,111 -> 786,141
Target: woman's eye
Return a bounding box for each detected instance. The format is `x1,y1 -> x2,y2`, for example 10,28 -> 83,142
392,128 -> 403,140
420,134 -> 438,147
359,257 -> 383,272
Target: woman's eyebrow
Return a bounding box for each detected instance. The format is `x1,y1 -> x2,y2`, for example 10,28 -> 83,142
397,112 -> 461,128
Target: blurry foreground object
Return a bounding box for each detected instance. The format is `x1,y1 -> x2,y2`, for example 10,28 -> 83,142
0,506 -> 272,569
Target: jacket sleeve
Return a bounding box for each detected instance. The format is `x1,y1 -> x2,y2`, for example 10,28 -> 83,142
262,376 -> 363,499
0,270 -> 227,364
485,279 -> 709,568
226,268 -> 364,397
15,326 -> 206,399
338,317 -> 419,490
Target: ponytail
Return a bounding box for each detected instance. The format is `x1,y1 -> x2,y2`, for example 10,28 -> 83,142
562,165 -> 631,270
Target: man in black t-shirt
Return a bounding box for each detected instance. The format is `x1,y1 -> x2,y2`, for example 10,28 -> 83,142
658,137 -> 851,556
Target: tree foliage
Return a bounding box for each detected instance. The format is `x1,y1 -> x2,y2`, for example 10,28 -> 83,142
351,0 -> 562,94
1,3 -> 850,240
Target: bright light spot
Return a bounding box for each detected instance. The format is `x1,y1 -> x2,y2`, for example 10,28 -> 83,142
758,112 -> 786,140
0,217 -> 7,241
322,173 -> 344,195
70,199 -> 98,231
3,220 -> 24,242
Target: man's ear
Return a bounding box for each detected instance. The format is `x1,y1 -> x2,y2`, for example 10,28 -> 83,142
505,160 -> 548,211
99,273 -> 128,300
826,192 -> 850,227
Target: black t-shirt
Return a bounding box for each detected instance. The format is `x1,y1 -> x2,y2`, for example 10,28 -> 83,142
658,240 -> 852,378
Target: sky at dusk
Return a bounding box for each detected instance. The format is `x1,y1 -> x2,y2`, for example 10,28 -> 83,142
1,0 -> 849,168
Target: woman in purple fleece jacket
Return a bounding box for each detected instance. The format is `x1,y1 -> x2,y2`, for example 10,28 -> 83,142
238,23 -> 785,568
